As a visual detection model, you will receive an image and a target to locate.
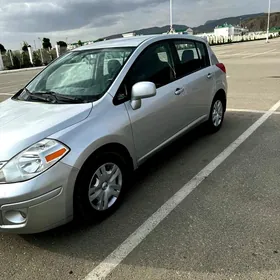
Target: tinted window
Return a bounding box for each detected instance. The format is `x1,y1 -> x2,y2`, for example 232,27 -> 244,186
172,40 -> 211,78
125,42 -> 175,90
195,41 -> 210,68
173,40 -> 201,78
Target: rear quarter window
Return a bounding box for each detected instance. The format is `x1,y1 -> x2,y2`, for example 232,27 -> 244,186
195,41 -> 210,68
208,47 -> 219,65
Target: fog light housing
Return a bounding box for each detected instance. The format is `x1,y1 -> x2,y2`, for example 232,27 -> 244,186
4,209 -> 27,224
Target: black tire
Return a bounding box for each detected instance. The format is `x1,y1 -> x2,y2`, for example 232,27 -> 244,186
206,94 -> 226,133
74,151 -> 129,223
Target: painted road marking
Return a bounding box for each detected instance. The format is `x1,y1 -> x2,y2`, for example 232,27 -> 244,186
242,49 -> 277,59
0,93 -> 14,96
0,84 -> 24,90
227,108 -> 280,114
0,79 -> 29,86
218,52 -> 250,57
84,99 -> 280,280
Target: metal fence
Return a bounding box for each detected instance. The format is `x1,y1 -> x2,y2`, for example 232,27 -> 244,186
0,45 -> 70,70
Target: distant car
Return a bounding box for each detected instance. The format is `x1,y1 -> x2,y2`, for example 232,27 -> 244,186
0,34 -> 227,233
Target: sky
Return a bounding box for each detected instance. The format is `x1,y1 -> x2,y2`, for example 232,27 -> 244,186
0,0 -> 280,50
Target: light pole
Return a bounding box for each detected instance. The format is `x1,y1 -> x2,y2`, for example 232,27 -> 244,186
169,0 -> 174,33
266,0 -> 271,43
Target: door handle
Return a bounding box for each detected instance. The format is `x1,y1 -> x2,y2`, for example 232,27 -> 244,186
207,73 -> 213,79
174,88 -> 184,95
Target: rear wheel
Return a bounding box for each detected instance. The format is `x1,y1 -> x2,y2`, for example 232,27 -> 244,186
74,151 -> 129,222
206,95 -> 225,133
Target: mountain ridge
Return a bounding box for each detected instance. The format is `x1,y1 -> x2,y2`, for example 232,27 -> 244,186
98,12 -> 280,41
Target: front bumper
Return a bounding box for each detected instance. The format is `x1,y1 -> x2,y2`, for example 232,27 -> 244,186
0,162 -> 79,234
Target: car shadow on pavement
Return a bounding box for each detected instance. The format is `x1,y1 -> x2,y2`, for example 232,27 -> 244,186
18,112 -> 280,277
21,122 -> 211,249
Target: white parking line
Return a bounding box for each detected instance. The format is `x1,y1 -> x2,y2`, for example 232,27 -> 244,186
214,50 -> 237,55
84,99 -> 280,280
0,79 -> 29,86
0,84 -> 24,90
218,52 -> 249,57
227,108 -> 280,114
0,92 -> 14,96
242,49 -> 277,59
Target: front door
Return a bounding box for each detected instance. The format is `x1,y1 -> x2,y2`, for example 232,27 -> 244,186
122,41 -> 185,162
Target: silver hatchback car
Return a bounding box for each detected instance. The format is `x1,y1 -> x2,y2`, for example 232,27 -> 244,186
0,34 -> 227,233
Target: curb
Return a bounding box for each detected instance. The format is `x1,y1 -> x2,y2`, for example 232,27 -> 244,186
0,66 -> 45,75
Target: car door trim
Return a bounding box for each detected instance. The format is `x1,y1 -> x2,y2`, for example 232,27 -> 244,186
138,114 -> 208,164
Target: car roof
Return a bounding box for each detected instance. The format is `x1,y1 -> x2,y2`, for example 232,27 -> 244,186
74,34 -> 206,51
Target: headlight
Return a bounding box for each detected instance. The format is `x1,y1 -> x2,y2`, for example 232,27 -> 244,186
0,139 -> 69,184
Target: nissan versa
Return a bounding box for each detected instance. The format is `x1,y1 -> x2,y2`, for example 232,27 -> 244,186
0,34 -> 227,233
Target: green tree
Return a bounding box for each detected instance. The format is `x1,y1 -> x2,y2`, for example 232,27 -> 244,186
12,55 -> 21,69
33,51 -> 42,67
77,40 -> 83,46
0,43 -> 6,53
22,41 -> 30,52
57,41 -> 67,47
42,38 -> 52,50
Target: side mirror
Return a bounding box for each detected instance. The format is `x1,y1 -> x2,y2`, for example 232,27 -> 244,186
130,82 -> 156,110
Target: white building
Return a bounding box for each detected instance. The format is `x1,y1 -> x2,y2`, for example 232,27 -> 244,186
214,24 -> 248,37
122,32 -> 136,38
186,28 -> 193,35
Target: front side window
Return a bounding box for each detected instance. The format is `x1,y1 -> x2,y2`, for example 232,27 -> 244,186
125,42 -> 175,90
172,40 -> 210,78
16,47 -> 135,103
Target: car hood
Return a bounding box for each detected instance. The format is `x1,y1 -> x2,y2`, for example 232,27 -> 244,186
0,99 -> 92,160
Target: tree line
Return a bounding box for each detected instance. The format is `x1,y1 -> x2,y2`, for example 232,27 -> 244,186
0,38 -> 69,70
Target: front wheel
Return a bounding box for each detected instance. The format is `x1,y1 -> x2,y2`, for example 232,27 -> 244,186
74,151 -> 129,223
206,96 -> 225,133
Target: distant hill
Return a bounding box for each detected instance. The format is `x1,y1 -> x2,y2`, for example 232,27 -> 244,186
99,12 -> 279,41
103,24 -> 189,40
193,13 -> 265,33
243,12 -> 280,31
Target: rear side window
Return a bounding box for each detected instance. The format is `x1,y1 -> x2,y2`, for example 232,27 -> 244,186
172,40 -> 201,78
172,40 -> 210,79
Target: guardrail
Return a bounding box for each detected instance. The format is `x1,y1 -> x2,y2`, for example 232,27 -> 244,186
1,32 -> 279,74
195,32 -> 279,45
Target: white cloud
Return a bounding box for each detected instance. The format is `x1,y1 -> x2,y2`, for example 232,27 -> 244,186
0,0 -> 279,49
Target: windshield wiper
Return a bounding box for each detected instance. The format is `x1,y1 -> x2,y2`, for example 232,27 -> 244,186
22,89 -> 86,103
20,88 -> 55,103
39,91 -> 86,103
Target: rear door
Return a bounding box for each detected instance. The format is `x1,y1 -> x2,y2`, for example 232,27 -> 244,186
169,39 -> 216,125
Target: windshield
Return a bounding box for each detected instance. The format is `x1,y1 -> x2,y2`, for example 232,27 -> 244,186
17,47 -> 135,103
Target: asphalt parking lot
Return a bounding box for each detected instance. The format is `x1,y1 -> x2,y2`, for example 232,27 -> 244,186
1,38 -> 280,280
